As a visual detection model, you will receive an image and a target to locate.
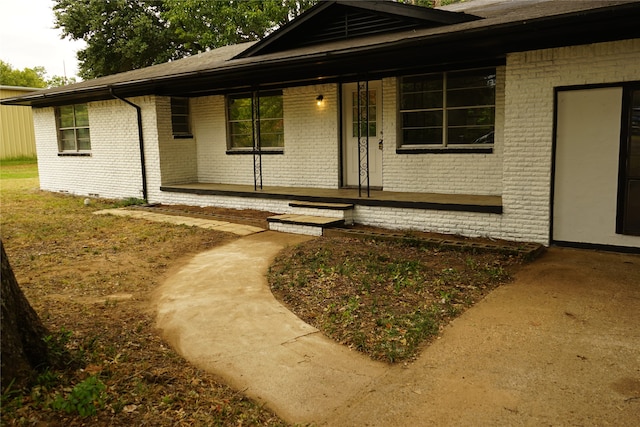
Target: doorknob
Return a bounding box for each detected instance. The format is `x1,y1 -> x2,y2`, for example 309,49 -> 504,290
378,139 -> 384,150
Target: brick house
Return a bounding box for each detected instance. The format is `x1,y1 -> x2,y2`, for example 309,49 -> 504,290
3,0 -> 640,251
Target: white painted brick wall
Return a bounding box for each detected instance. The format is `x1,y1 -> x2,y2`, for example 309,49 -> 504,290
382,67 -> 505,196
189,84 -> 339,188
34,97 -> 154,200
269,222 -> 324,236
502,39 -> 640,245
154,191 -> 291,214
33,39 -> 640,246
354,205 -> 502,240
155,96 -> 197,185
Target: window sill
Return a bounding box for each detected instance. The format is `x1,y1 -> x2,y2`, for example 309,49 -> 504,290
173,134 -> 193,139
396,146 -> 493,155
58,152 -> 92,157
226,149 -> 284,155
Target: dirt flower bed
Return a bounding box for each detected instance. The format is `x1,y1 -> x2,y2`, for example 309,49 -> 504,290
269,237 -> 523,363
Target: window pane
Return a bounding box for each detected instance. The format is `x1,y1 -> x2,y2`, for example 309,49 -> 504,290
171,98 -> 189,115
402,75 -> 442,92
76,127 -> 90,141
403,128 -> 442,145
352,122 -> 377,138
56,104 -> 91,151
259,118 -> 282,134
448,107 -> 495,127
77,138 -> 91,151
447,87 -> 495,108
448,69 -> 496,90
58,106 -> 75,128
401,75 -> 442,110
259,94 -> 283,120
402,91 -> 443,110
403,111 -> 443,128
448,127 -> 494,145
229,96 -> 252,121
260,127 -> 284,148
230,134 -> 253,148
74,104 -> 89,126
60,129 -> 76,150
172,122 -> 190,135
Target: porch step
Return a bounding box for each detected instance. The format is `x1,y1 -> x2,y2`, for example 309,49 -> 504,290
288,201 -> 354,210
267,214 -> 344,236
287,200 -> 354,225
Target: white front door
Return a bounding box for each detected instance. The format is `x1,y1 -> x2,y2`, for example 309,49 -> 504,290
342,81 -> 383,188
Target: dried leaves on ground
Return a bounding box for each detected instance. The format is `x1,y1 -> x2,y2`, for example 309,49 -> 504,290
269,237 -> 523,363
1,162 -> 287,426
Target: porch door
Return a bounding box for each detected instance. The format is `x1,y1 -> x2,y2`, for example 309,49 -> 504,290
342,81 -> 383,189
553,87 -> 623,246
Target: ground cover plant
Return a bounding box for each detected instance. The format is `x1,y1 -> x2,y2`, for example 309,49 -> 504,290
268,237 -> 523,363
1,159 -> 287,426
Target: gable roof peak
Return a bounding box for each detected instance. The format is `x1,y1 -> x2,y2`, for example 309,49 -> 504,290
235,0 -> 481,59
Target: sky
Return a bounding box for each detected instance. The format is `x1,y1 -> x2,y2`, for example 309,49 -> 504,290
0,0 -> 86,80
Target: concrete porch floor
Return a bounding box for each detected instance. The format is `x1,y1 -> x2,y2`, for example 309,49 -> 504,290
160,182 -> 502,214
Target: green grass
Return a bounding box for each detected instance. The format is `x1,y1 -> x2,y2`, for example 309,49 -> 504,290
0,157 -> 38,181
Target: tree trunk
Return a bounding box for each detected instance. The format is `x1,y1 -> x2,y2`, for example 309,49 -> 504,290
1,240 -> 50,390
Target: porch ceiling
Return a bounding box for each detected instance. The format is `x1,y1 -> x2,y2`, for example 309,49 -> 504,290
159,183 -> 502,214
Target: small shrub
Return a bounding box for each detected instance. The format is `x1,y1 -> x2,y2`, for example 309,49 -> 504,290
51,375 -> 106,417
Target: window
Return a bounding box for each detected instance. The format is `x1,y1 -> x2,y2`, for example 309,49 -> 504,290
171,98 -> 191,137
227,90 -> 283,151
56,104 -> 91,152
400,68 -> 496,149
618,86 -> 640,235
352,90 -> 377,137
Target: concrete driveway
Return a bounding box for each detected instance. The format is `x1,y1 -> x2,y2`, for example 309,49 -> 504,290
154,231 -> 640,426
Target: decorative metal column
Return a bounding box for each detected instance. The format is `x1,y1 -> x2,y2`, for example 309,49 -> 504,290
253,90 -> 263,191
357,80 -> 370,197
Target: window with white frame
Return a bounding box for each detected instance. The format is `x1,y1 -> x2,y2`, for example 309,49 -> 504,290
171,97 -> 191,137
56,104 -> 91,152
400,68 -> 496,148
227,90 -> 283,151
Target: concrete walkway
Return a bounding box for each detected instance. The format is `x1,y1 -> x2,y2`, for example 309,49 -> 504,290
154,232 -> 388,422
93,208 -> 264,236
153,230 -> 640,426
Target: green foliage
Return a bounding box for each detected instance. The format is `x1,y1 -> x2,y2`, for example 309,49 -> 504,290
53,0 -> 317,79
54,0 -> 178,79
0,156 -> 37,167
47,75 -> 77,87
0,60 -> 75,88
51,376 -> 106,417
43,327 -> 73,361
1,379 -> 22,412
111,197 -> 147,207
0,60 -> 47,88
163,0 -> 316,53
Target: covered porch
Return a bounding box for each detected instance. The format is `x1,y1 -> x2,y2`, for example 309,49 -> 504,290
160,182 -> 502,214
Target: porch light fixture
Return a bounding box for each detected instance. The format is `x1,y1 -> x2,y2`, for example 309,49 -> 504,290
316,94 -> 324,106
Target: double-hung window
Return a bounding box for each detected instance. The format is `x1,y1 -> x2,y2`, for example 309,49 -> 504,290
171,97 -> 192,138
400,68 -> 496,150
227,90 -> 283,152
56,104 -> 91,152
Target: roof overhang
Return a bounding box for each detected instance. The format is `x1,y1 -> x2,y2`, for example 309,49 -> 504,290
3,1 -> 640,107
